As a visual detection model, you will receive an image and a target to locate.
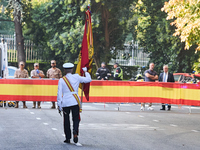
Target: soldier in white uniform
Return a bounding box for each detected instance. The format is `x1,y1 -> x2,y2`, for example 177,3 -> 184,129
57,63 -> 91,145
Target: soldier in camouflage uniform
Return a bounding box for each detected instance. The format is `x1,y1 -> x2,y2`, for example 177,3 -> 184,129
31,63 -> 45,109
47,60 -> 62,109
14,61 -> 29,108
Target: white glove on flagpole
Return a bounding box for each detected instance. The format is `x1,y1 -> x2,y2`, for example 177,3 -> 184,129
82,67 -> 87,72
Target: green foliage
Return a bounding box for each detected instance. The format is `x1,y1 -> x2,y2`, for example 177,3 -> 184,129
3,0 -> 200,75
23,0 -> 134,69
24,0 -> 86,68
0,0 -> 15,34
91,0 -> 134,67
136,0 -> 200,74
162,0 -> 200,51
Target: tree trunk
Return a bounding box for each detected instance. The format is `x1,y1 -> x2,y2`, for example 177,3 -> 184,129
93,54 -> 100,70
14,11 -> 25,65
93,33 -> 100,69
177,43 -> 185,73
102,6 -> 110,64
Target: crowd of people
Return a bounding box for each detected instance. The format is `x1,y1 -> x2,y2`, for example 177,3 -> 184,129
13,60 -> 62,109
96,62 -> 123,80
12,60 -> 124,109
13,60 -> 174,112
95,62 -> 175,111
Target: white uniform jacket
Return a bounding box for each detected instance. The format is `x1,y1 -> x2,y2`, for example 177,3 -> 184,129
57,72 -> 92,108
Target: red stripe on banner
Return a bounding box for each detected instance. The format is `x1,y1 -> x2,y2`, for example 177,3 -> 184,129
2,95 -> 200,106
0,79 -> 59,85
90,80 -> 179,88
128,82 -> 181,88
0,79 -> 200,90
91,80 -> 200,89
82,96 -> 200,106
0,95 -> 57,101
179,83 -> 200,90
91,80 -> 132,86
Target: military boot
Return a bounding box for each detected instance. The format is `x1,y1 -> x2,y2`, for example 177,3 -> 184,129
51,102 -> 56,109
32,102 -> 36,108
160,105 -> 165,110
38,101 -> 41,109
15,101 -> 19,108
168,105 -> 171,111
23,101 -> 27,108
73,130 -> 78,143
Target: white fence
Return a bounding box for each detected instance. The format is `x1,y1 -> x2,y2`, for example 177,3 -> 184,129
1,34 -> 41,62
2,34 -> 149,66
109,41 -> 150,67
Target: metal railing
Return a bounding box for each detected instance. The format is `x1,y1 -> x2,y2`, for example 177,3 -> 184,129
109,41 -> 150,67
1,34 -> 41,62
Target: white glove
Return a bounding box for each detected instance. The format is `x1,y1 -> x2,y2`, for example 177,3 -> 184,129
82,67 -> 87,72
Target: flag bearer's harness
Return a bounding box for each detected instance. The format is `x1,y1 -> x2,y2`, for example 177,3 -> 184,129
63,76 -> 82,112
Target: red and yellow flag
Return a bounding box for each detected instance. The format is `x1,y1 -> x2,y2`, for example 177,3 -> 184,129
75,9 -> 94,101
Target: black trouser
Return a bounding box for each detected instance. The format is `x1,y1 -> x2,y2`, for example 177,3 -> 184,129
63,105 -> 80,140
161,103 -> 171,109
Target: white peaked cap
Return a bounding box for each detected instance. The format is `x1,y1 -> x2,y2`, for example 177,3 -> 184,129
63,63 -> 74,69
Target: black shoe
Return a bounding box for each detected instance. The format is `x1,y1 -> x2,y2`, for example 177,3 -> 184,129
160,105 -> 165,110
167,108 -> 171,111
64,139 -> 70,143
73,130 -> 78,143
73,136 -> 78,143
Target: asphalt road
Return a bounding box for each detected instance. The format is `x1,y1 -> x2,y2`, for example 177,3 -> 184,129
0,102 -> 200,150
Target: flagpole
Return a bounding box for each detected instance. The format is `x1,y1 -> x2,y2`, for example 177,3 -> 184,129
81,72 -> 85,109
81,83 -> 84,103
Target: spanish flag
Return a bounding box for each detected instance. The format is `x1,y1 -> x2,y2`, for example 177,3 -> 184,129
75,8 -> 94,101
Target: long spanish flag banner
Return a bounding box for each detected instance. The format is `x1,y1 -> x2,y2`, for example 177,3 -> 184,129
75,9 -> 94,101
0,79 -> 200,106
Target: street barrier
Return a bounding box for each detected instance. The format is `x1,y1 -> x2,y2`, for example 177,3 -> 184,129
0,79 -> 200,106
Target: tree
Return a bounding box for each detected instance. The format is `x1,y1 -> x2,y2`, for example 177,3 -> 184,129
24,0 -> 85,69
91,0 -> 133,67
24,0 -> 134,69
0,0 -> 15,35
162,0 -> 200,51
6,0 -> 29,64
136,0 -> 200,73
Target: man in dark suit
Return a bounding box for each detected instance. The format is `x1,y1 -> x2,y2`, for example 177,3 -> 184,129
158,65 -> 175,111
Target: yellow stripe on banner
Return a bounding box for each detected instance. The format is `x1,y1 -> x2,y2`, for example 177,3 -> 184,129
77,86 -> 184,100
181,89 -> 200,101
0,84 -> 57,96
1,83 -> 200,101
132,86 -> 181,100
